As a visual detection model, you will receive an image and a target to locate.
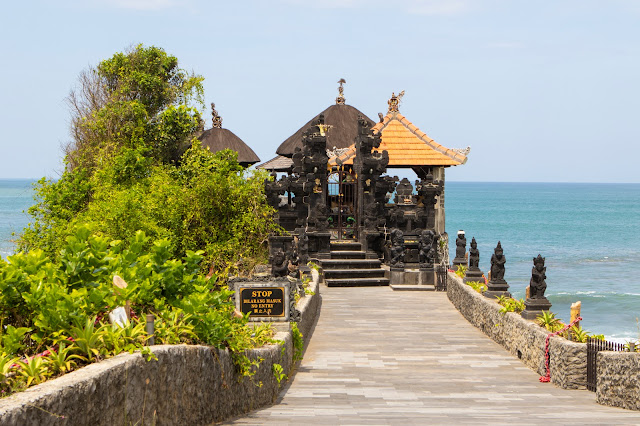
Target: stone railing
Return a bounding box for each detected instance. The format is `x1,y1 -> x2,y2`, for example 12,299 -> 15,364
0,272 -> 321,426
596,352 -> 640,411
446,272 -> 586,389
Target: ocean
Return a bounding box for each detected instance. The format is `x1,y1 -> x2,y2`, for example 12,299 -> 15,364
0,179 -> 34,259
446,182 -> 640,343
0,179 -> 638,342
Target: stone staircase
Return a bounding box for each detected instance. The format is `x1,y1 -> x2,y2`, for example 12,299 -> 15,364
321,241 -> 389,287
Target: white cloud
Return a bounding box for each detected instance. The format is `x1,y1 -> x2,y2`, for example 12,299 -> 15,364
280,0 -> 473,15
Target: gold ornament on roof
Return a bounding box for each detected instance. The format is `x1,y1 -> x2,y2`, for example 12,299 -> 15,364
387,90 -> 405,113
317,124 -> 333,136
211,102 -> 222,128
336,78 -> 346,105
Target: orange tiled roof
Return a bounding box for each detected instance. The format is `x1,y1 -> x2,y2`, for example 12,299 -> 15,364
328,112 -> 467,167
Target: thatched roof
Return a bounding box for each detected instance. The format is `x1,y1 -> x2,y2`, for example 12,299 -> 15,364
197,127 -> 260,166
257,155 -> 294,171
276,104 -> 375,157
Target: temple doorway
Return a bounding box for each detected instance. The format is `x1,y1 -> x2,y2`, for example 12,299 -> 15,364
327,166 -> 357,240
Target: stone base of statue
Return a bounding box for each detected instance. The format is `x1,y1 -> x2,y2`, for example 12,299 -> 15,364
452,257 -> 466,270
463,267 -> 484,284
484,279 -> 511,299
389,267 -> 405,285
418,267 -> 435,285
521,297 -> 553,320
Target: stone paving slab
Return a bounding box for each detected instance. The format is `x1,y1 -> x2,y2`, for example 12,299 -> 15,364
225,287 -> 640,425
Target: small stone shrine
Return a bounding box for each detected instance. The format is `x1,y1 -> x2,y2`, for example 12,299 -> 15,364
452,230 -> 467,269
484,241 -> 511,298
521,254 -> 553,320
463,237 -> 485,284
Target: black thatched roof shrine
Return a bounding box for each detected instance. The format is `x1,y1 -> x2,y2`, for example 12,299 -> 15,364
275,103 -> 375,158
197,103 -> 260,167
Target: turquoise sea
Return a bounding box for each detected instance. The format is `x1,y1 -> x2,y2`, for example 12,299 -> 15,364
0,179 -> 639,342
446,182 -> 640,343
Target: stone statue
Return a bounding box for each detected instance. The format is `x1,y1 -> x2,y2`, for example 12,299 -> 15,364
468,237 -> 479,269
270,249 -> 288,278
389,228 -> 405,268
490,241 -> 506,282
530,254 -> 547,299
419,229 -> 435,268
455,231 -> 466,259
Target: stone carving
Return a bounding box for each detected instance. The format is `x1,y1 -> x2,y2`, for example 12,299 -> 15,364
485,241 -> 510,299
395,178 -> 414,205
270,249 -> 289,278
521,254 -> 552,320
490,241 -> 506,283
455,231 -> 466,259
468,237 -> 480,269
389,228 -> 405,269
415,171 -> 443,230
463,236 -> 484,284
418,229 -> 437,269
529,254 -> 547,299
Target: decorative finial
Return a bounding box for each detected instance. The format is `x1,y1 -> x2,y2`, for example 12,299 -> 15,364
211,102 -> 222,128
336,78 -> 346,105
387,90 -> 405,113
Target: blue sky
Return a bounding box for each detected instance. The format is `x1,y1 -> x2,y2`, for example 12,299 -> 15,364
1,0 -> 639,182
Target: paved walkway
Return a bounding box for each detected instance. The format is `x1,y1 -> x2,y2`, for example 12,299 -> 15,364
227,287 -> 640,425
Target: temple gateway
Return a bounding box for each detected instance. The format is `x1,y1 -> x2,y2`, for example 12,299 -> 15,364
234,82 -> 468,287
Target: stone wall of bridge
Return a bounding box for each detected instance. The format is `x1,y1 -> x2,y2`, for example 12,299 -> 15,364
446,272 -> 587,389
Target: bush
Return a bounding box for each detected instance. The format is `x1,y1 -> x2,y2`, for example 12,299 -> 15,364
1,227 -> 275,395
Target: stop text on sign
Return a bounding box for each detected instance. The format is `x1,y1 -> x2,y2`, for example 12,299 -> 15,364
240,287 -> 285,317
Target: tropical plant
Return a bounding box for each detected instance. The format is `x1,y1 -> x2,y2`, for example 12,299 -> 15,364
291,323 -> 304,362
496,296 -> 525,314
455,265 -> 467,278
69,318 -> 104,362
536,311 -> 564,332
272,363 -> 286,385
45,343 -> 83,375
569,325 -> 590,343
465,280 -> 487,293
16,356 -> 49,387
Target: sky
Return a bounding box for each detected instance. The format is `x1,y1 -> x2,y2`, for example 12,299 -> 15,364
1,0 -> 639,182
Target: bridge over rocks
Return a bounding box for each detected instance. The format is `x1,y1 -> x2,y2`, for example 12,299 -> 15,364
226,286 -> 640,425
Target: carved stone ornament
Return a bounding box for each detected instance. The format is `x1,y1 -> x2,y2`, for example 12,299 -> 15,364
211,102 -> 222,128
489,241 -> 506,283
336,78 -> 346,105
529,254 -> 547,299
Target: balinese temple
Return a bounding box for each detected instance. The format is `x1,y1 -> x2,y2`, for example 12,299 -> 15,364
198,103 -> 260,168
260,82 -> 469,287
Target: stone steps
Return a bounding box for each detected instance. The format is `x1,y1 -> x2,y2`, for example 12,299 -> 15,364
321,241 -> 389,287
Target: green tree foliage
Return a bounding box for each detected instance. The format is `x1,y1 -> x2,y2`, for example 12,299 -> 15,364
18,45 -> 278,274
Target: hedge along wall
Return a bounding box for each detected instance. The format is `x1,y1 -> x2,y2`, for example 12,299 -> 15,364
446,272 -> 586,389
0,273 -> 321,426
596,352 -> 640,411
